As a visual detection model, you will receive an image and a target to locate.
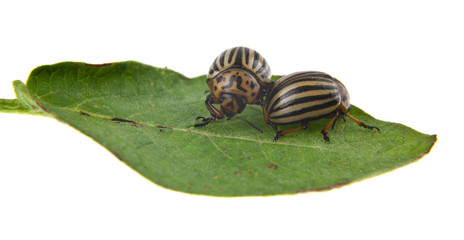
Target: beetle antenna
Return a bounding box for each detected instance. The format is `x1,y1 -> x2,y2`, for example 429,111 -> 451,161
234,115 -> 263,133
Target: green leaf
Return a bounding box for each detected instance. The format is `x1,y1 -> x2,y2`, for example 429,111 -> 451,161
0,81 -> 45,115
1,61 -> 436,196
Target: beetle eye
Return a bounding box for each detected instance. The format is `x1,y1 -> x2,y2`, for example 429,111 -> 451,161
236,96 -> 246,111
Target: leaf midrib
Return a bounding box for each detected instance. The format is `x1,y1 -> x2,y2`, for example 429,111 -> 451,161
51,104 -> 333,150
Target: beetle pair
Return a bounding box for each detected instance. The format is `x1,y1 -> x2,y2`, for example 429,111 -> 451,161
194,46 -> 379,141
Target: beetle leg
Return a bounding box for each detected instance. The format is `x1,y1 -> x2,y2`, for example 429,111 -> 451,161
273,123 -> 310,141
258,99 -> 271,125
345,113 -> 380,132
234,115 -> 263,133
321,113 -> 340,142
194,94 -> 225,128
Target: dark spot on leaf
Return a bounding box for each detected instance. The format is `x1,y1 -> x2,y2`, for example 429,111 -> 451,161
343,162 -> 347,166
266,164 -> 278,170
112,117 -> 131,123
213,176 -> 219,179
156,125 -> 172,129
235,171 -> 242,175
79,111 -> 90,116
84,63 -> 113,67
248,171 -> 254,174
204,185 -> 211,189
112,117 -> 136,125
188,183 -> 194,187
159,129 -> 163,132
109,150 -> 124,162
34,101 -> 51,113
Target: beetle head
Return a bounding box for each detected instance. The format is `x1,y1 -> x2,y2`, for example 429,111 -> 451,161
219,93 -> 247,117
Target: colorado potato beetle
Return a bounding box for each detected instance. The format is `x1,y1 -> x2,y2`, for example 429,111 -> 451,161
262,71 -> 380,141
194,46 -> 273,132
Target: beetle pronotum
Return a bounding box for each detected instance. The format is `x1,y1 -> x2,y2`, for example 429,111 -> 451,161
194,46 -> 273,132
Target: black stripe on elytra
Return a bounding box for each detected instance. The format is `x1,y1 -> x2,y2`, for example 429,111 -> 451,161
233,47 -> 243,66
252,51 -> 260,69
274,72 -> 332,87
213,58 -> 220,71
270,74 -> 335,96
244,48 -> 250,65
219,51 -> 226,67
256,59 -> 267,74
228,47 -> 237,64
272,93 -> 338,112
269,85 -> 338,111
270,99 -> 340,119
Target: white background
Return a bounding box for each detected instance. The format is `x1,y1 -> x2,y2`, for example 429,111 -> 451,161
1,0 -> 463,239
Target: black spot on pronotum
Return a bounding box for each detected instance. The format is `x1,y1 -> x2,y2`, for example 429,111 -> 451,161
249,81 -> 256,89
222,75 -> 235,89
235,76 -> 247,93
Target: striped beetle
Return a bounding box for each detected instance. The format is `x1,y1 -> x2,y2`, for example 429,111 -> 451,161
262,71 -> 380,141
195,46 -> 273,132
